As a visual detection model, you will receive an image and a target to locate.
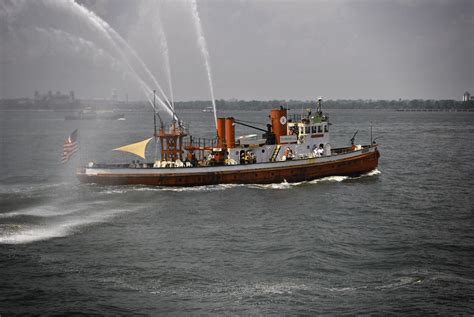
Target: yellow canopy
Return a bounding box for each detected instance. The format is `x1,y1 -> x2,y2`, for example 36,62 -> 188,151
113,137 -> 152,159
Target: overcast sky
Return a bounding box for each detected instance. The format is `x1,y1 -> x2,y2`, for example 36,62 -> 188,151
1,0 -> 473,101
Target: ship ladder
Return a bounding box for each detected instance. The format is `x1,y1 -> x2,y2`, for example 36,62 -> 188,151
270,145 -> 281,162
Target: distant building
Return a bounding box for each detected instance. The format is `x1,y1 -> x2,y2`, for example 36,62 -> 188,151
463,91 -> 471,102
33,90 -> 79,109
81,98 -> 121,110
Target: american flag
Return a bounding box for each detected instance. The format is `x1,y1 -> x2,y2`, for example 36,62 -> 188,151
61,129 -> 79,163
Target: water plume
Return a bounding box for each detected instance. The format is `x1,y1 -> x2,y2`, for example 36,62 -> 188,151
189,0 -> 217,129
93,11 -> 172,110
154,1 -> 175,110
70,0 -> 175,117
33,27 -> 153,99
33,27 -> 115,66
1,0 -> 175,117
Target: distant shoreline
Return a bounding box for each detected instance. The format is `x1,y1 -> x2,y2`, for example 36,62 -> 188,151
0,98 -> 473,112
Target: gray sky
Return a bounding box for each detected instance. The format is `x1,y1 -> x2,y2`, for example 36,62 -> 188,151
1,0 -> 473,101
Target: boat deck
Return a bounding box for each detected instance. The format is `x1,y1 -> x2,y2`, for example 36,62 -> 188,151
87,145 -> 372,170
77,145 -> 380,186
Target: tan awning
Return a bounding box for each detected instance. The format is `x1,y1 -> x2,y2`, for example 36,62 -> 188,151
113,137 -> 152,159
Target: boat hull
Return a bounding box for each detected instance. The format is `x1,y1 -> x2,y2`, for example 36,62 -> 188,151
77,147 -> 380,186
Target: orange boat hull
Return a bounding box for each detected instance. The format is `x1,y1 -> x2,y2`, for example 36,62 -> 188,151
77,149 -> 380,187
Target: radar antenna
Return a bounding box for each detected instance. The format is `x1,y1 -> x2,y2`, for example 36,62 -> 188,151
317,97 -> 323,115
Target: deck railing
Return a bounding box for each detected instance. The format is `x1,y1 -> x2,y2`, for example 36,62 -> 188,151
182,136 -> 218,149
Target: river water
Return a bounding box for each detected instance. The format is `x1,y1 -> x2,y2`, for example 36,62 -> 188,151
1,108 -> 473,314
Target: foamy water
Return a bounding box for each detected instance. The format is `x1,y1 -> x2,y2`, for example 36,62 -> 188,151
98,169 -> 381,194
0,198 -> 140,244
0,169 -> 381,244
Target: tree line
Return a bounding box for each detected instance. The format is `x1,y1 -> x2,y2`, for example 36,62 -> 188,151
1,97 -> 472,111
173,99 -> 474,111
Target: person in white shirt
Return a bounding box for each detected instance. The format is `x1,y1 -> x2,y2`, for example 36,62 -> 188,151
317,145 -> 324,157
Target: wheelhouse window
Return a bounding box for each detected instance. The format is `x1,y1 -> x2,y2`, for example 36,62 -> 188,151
318,126 -> 322,133
324,125 -> 328,132
305,126 -> 311,134
312,126 -> 317,133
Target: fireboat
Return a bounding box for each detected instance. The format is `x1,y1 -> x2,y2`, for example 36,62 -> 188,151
76,98 -> 380,186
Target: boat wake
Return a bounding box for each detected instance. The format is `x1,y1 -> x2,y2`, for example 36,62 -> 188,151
362,168 -> 381,177
95,183 -> 242,194
250,168 -> 381,190
89,169 -> 382,193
